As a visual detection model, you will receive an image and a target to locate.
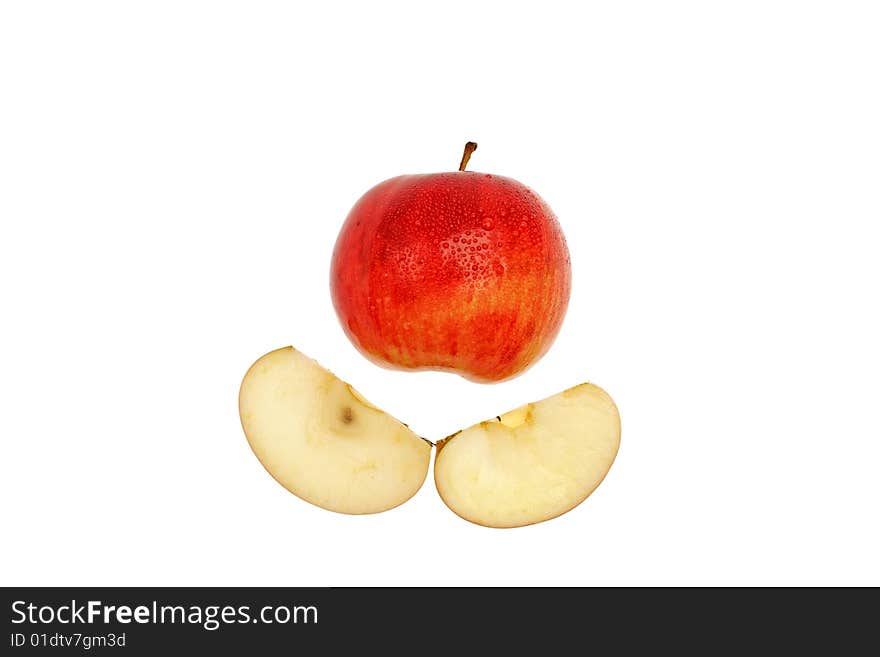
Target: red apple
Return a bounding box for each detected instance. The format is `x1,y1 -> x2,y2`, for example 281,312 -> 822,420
330,143 -> 571,382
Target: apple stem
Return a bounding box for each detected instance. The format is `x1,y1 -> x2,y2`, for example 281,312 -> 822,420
458,141 -> 478,171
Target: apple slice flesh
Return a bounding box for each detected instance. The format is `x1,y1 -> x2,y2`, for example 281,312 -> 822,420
239,347 -> 431,514
434,383 -> 620,528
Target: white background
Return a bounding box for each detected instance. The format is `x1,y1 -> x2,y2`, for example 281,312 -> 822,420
2,1 -> 878,586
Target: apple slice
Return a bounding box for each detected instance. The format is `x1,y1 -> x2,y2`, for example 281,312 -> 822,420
434,383 -> 620,528
239,346 -> 431,514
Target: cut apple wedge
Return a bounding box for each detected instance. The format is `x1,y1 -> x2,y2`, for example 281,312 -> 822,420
434,383 -> 621,528
239,347 -> 431,514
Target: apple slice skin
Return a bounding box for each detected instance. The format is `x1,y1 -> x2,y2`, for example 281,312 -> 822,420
434,383 -> 621,528
239,347 -> 431,515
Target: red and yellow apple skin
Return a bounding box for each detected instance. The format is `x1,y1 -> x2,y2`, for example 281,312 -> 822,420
330,171 -> 571,383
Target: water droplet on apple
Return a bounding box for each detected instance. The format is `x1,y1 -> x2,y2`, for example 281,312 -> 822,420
482,218 -> 494,230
